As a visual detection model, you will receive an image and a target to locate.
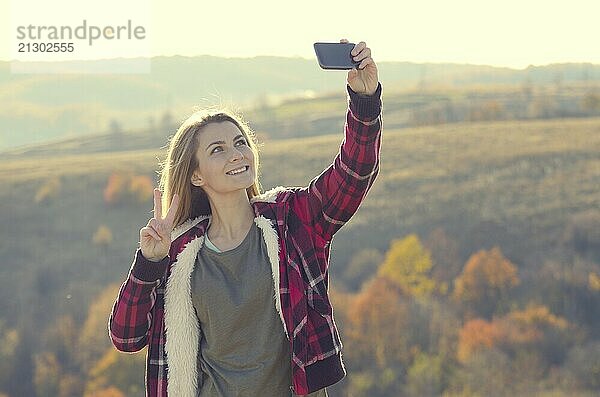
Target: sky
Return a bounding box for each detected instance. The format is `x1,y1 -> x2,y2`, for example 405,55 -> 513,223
2,0 -> 600,69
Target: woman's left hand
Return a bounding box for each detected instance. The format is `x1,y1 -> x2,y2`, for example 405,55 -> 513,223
341,39 -> 379,96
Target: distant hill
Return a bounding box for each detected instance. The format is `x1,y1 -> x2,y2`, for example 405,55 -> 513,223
1,56 -> 600,150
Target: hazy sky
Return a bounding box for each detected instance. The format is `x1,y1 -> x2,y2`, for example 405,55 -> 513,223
3,0 -> 599,68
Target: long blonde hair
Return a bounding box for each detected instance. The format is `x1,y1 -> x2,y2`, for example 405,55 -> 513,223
158,108 -> 262,228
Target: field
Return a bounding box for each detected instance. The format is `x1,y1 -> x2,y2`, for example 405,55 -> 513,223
1,114 -> 598,300
1,107 -> 599,396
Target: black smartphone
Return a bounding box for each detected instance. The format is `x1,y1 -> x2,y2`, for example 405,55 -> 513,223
313,42 -> 360,70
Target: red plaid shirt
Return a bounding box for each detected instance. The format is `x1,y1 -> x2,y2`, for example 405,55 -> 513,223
109,83 -> 382,396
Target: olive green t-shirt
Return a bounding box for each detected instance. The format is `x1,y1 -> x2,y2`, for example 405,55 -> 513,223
191,222 -> 327,397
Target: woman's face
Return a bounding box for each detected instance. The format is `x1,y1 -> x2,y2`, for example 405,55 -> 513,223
191,121 -> 256,197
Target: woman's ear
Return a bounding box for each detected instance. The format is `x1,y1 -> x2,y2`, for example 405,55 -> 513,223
191,171 -> 204,187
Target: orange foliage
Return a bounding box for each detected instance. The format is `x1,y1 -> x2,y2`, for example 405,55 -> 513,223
457,318 -> 505,363
78,283 -> 121,372
457,304 -> 571,363
346,277 -> 411,368
103,172 -> 129,205
86,347 -> 146,396
87,387 -> 126,397
129,175 -> 154,204
34,352 -> 61,396
59,374 -> 85,397
502,304 -> 569,345
35,176 -> 62,204
453,246 -> 519,317
104,171 -> 154,206
589,272 -> 600,291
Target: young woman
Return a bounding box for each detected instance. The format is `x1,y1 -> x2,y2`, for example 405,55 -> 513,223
108,39 -> 382,397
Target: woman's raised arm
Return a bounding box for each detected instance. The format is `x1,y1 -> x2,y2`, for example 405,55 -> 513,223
292,40 -> 382,242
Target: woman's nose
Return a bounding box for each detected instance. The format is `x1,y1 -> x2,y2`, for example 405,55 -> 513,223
229,147 -> 244,162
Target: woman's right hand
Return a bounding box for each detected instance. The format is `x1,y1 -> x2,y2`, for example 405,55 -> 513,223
139,188 -> 180,262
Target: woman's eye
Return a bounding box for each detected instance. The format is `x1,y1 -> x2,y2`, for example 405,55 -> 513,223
236,139 -> 247,146
211,146 -> 223,154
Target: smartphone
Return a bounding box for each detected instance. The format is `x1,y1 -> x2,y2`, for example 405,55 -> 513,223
313,42 -> 360,70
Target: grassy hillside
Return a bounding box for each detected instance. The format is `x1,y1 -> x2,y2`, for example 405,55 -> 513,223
1,115 -> 598,333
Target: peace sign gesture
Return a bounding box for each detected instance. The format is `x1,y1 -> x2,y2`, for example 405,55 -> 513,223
139,188 -> 180,262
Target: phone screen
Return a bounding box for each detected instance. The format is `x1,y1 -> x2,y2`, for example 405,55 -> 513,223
313,42 -> 358,70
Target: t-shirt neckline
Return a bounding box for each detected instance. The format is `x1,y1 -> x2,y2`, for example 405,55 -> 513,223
204,222 -> 256,255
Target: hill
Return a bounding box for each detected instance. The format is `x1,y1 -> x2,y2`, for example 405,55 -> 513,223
2,55 -> 600,149
1,114 -> 598,332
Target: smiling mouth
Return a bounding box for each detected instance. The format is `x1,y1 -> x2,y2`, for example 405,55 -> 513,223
226,166 -> 249,175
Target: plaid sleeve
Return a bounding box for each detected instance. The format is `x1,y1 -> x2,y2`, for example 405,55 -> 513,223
108,248 -> 169,352
295,83 -> 382,241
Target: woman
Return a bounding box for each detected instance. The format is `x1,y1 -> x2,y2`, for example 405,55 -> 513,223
108,39 -> 382,397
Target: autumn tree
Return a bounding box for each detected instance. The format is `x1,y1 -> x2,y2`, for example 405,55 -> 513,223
457,304 -> 573,376
344,274 -> 458,396
344,277 -> 416,396
77,283 -> 121,372
103,171 -> 130,205
93,225 -> 113,247
90,387 -> 126,397
104,171 -> 154,206
406,352 -> 449,396
501,304 -> 574,366
42,315 -> 79,374
449,348 -> 514,397
589,272 -> 600,291
34,352 -> 61,397
85,348 -> 146,396
457,318 -> 504,363
58,374 -> 85,397
345,277 -> 410,370
378,234 -> 436,298
129,175 -> 154,204
35,176 -> 62,204
453,246 -> 519,318
455,318 -> 535,395
0,321 -> 19,393
534,258 -> 600,339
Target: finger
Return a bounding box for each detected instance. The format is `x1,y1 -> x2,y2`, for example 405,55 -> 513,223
353,48 -> 371,62
141,226 -> 162,241
348,67 -> 358,77
164,193 -> 180,226
351,41 -> 366,56
153,188 -> 162,219
148,224 -> 163,241
358,57 -> 373,70
149,218 -> 161,232
340,38 -> 349,43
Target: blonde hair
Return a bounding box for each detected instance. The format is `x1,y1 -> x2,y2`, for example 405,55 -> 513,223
158,108 -> 262,228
